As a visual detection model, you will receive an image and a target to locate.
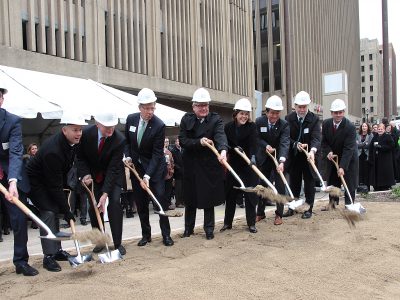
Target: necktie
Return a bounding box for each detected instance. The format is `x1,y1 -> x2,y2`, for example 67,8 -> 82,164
296,118 -> 303,142
0,165 -> 4,180
95,137 -> 106,183
333,124 -> 338,133
137,120 -> 146,146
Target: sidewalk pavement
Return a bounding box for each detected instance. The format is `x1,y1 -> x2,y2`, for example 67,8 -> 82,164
0,192 -> 328,262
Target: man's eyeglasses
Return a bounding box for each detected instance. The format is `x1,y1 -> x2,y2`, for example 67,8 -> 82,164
193,103 -> 209,108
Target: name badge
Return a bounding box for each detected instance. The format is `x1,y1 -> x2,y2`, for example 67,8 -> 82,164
260,127 -> 267,133
129,126 -> 136,133
2,142 -> 9,150
304,128 -> 309,134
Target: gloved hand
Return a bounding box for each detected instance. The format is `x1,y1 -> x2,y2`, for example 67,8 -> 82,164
64,211 -> 76,224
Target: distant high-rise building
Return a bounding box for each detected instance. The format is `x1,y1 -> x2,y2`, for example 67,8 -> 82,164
253,0 -> 361,120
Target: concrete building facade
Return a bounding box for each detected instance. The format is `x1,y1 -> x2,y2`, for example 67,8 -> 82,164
252,0 -> 361,120
0,0 -> 255,124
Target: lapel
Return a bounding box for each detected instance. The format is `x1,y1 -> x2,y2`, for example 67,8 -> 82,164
0,109 -> 7,134
332,118 -> 345,144
138,116 -> 153,148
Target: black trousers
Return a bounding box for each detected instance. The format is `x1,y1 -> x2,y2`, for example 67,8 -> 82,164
39,210 -> 61,256
131,165 -> 171,239
256,164 -> 285,217
289,155 -> 316,210
0,179 -> 29,266
174,178 -> 184,206
185,205 -> 215,234
224,191 -> 256,226
88,182 -> 124,248
327,169 -> 354,205
69,190 -> 88,221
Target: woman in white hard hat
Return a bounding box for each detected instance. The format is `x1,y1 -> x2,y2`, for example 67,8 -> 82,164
321,99 -> 358,210
220,98 -> 258,233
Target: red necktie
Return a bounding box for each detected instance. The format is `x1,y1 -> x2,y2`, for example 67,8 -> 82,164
333,124 -> 337,134
95,137 -> 106,183
0,165 -> 4,180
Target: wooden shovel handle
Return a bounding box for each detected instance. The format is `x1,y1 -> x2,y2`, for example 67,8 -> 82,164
81,180 -> 106,234
63,188 -> 77,235
330,154 -> 353,203
0,183 -> 32,216
124,162 -> 159,202
265,149 -> 294,199
203,141 -> 232,172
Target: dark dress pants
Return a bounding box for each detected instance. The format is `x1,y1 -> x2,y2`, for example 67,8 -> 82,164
224,189 -> 256,226
328,170 -> 354,205
39,210 -> 61,255
185,205 -> 215,234
0,179 -> 29,266
289,156 -> 316,211
256,164 -> 285,218
88,181 -> 123,248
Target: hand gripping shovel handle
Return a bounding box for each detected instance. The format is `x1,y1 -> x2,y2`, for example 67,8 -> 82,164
331,155 -> 354,204
64,189 -> 83,260
0,183 -> 61,239
298,145 -> 327,191
265,149 -> 294,199
234,147 -> 277,194
80,180 -> 107,234
203,142 -> 246,189
123,162 -> 167,216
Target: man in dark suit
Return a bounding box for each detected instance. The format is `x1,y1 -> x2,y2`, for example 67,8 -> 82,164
170,137 -> 184,208
321,99 -> 358,209
27,111 -> 87,272
283,91 -> 321,219
255,95 -> 290,225
77,112 -> 125,255
124,88 -> 174,247
179,87 -> 228,240
0,85 -> 38,276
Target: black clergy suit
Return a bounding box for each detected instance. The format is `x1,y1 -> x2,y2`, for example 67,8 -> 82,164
124,113 -> 171,240
76,125 -> 125,249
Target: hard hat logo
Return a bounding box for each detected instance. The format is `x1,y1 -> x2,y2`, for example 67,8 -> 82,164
60,110 -> 88,125
137,88 -> 157,104
294,91 -> 311,105
192,87 -> 211,103
94,111 -> 119,127
234,98 -> 252,112
265,95 -> 284,111
330,99 -> 346,112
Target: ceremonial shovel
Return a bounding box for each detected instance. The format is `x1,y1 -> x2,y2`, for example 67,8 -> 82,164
124,162 -> 183,217
81,181 -> 122,263
0,183 -> 72,241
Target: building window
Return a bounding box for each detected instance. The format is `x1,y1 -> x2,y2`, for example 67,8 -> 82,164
370,86 -> 373,92
362,97 -> 365,103
361,76 -> 365,82
362,108 -> 365,114
361,66 -> 364,72
369,53 -> 373,60
361,55 -> 364,62
362,87 -> 365,93
370,75 -> 373,81
369,64 -> 373,71
370,107 -> 374,113
370,96 -> 373,102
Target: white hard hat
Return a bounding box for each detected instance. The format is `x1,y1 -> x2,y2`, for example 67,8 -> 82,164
192,87 -> 211,102
95,111 -> 118,127
294,91 -> 311,105
265,95 -> 284,111
330,99 -> 346,112
137,88 -> 157,104
60,110 -> 88,125
234,98 -> 252,112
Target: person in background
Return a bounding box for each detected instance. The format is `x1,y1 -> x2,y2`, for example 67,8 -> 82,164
372,123 -> 378,134
163,138 -> 175,210
386,122 -> 400,182
170,137 -> 184,208
27,143 -> 38,158
356,123 -> 373,191
220,98 -> 258,233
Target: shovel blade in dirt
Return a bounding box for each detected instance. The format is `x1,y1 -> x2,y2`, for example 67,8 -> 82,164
98,249 -> 122,263
288,198 -> 305,210
345,202 -> 366,214
69,253 -> 93,267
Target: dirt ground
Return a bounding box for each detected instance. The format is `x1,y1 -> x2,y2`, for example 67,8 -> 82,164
1,200 -> 400,299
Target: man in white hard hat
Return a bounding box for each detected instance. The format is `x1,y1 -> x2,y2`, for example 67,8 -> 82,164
0,84 -> 38,276
321,99 -> 358,210
124,88 -> 174,247
283,91 -> 321,219
77,112 -> 126,255
27,111 -> 87,272
179,87 -> 228,240
255,95 -> 290,225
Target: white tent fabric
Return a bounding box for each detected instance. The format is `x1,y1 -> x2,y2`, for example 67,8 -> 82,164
0,68 -> 62,119
0,65 -> 186,126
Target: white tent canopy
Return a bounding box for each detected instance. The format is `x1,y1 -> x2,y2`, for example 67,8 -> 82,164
0,65 -> 186,126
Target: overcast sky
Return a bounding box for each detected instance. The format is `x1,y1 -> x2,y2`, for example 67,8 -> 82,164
359,0 -> 399,106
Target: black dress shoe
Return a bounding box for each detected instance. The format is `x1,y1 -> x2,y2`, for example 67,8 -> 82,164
163,236 -> 174,246
249,225 -> 258,233
126,210 -> 134,218
0,235 -> 3,242
80,219 -> 88,226
30,222 -> 39,229
43,256 -> 61,272
92,245 -> 105,253
302,211 -> 312,219
205,232 -> 214,240
116,245 -> 126,255
219,224 -> 232,232
53,249 -> 70,261
3,228 -> 10,235
182,229 -> 194,238
16,263 -> 39,276
282,209 -> 294,218
137,237 -> 151,246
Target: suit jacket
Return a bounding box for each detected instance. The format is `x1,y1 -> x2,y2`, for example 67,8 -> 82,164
0,108 -> 29,193
26,131 -> 76,213
77,125 -> 125,194
255,116 -> 290,168
124,113 -> 166,181
356,133 -> 373,159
